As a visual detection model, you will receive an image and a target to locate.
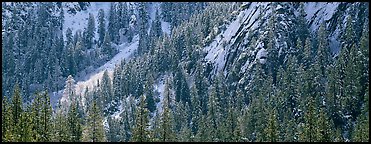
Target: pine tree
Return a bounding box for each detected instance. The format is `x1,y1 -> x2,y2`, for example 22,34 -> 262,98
84,99 -> 106,142
144,73 -> 156,112
107,2 -> 118,43
352,113 -> 369,142
299,95 -> 317,142
107,116 -> 121,142
190,82 -> 201,138
137,3 -> 149,55
296,2 -> 310,43
85,13 -> 95,49
119,98 -> 133,142
206,84 -> 221,141
315,23 -> 330,76
352,86 -> 369,142
131,95 -> 150,142
101,70 -> 113,116
37,91 -> 53,141
359,24 -> 369,89
2,96 -> 13,142
221,96 -> 239,142
282,107 -> 297,142
54,102 -> 69,142
158,86 -> 176,142
195,115 -> 208,142
11,84 -> 23,141
264,108 -> 279,142
112,64 -> 122,112
149,9 -> 162,50
346,44 -> 363,116
19,105 -> 34,142
316,106 -> 334,142
63,75 -> 75,109
176,102 -> 192,142
101,31 -> 114,61
302,38 -> 313,70
68,97 -> 83,142
342,15 -> 356,47
97,9 -> 105,47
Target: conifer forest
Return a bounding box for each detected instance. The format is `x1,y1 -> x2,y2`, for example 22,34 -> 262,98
2,2 -> 369,142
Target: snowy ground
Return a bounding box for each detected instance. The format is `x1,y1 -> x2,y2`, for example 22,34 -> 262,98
63,2 -> 111,41
52,2 -> 172,110
76,35 -> 139,106
51,35 -> 139,109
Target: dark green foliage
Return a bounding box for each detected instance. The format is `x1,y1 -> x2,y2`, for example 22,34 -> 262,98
2,2 -> 369,143
131,95 -> 150,142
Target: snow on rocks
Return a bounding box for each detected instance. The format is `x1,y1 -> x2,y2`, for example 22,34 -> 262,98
256,47 -> 267,64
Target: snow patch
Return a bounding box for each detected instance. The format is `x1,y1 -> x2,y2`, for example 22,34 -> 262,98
161,21 -> 171,35
52,35 -> 139,109
63,2 -> 111,41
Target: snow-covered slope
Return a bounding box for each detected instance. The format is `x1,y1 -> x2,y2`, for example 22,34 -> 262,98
202,2 -> 363,83
53,2 -> 173,108
53,35 -> 139,109
63,2 -> 111,41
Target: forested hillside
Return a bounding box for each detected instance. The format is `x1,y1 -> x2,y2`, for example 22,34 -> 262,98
2,2 -> 369,142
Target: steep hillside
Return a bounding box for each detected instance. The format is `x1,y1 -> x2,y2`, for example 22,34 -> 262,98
203,2 -> 368,86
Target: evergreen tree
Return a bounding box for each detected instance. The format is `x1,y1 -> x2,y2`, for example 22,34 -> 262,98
39,91 -> 53,141
2,96 -> 13,142
206,84 -> 221,141
137,3 -> 149,55
68,97 -> 83,142
316,106 -> 334,142
19,106 -> 34,142
315,23 -> 330,76
282,107 -> 297,142
264,108 -> 279,142
177,102 -> 192,142
190,82 -> 201,138
106,116 -> 121,142
101,70 -> 113,116
86,13 -> 95,49
112,64 -> 122,112
97,9 -> 105,47
352,113 -> 369,142
158,85 -> 176,142
299,95 -> 317,142
107,2 -> 118,43
302,38 -> 313,70
101,31 -> 114,61
174,66 -> 191,103
149,9 -> 162,50
84,99 -> 106,142
359,24 -> 369,89
144,73 -> 156,112
63,75 -> 75,108
54,101 -> 69,142
342,15 -> 356,47
131,95 -> 150,142
343,44 -> 363,117
296,2 -> 310,43
10,84 -> 23,141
